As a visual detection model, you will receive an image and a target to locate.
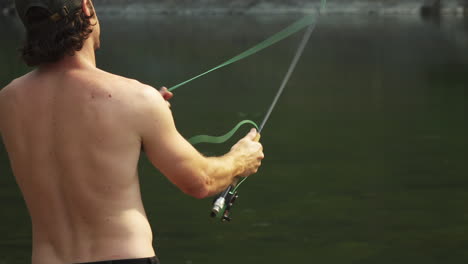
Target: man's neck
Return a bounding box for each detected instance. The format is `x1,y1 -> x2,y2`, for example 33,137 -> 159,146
41,39 -> 97,71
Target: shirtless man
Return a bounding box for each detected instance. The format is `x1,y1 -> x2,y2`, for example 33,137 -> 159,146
0,0 -> 264,263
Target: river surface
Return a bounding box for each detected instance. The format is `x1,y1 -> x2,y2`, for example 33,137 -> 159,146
1,13 -> 467,264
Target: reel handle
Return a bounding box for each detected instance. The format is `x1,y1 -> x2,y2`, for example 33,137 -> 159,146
210,132 -> 261,220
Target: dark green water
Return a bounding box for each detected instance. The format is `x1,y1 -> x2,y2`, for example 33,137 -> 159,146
1,13 -> 467,264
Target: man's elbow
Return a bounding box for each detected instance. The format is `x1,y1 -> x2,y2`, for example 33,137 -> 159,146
183,183 -> 210,199
189,188 -> 210,200
180,170 -> 212,199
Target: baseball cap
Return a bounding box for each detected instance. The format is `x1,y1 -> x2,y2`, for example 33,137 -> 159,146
15,0 -> 83,25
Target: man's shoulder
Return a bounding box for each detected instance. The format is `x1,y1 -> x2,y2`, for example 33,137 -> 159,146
0,76 -> 22,103
1,72 -> 33,94
0,71 -> 37,132
92,69 -> 155,93
0,78 -> 18,133
90,68 -> 165,113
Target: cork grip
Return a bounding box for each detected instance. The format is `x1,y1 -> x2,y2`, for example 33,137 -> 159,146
254,133 -> 261,143
231,132 -> 261,185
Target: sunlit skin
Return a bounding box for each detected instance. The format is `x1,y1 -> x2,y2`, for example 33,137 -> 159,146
0,0 -> 264,263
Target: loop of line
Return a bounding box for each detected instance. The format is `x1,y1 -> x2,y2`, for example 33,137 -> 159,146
188,120 -> 259,145
186,0 -> 327,148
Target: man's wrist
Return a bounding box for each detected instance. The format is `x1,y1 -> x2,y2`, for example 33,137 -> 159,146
225,151 -> 245,179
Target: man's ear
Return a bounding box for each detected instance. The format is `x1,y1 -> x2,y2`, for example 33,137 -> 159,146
82,0 -> 92,17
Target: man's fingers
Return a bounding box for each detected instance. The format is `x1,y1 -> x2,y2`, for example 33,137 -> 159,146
159,86 -> 174,100
245,128 -> 258,140
166,93 -> 174,100
164,90 -> 174,100
258,152 -> 265,160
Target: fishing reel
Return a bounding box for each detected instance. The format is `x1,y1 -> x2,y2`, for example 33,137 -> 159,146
210,185 -> 239,222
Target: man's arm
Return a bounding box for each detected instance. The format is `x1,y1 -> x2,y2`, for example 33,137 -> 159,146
136,84 -> 263,199
0,88 -> 5,136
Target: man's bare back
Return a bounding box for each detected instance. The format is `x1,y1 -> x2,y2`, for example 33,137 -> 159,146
0,65 -> 158,263
0,1 -> 263,263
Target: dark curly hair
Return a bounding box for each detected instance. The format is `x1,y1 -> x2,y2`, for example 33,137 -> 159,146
20,2 -> 95,67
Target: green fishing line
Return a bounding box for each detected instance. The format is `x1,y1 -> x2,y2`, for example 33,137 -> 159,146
188,120 -> 259,145
179,0 -> 328,220
176,0 -> 327,147
168,12 -> 319,92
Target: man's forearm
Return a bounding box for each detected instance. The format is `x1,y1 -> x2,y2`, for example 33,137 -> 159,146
202,153 -> 244,197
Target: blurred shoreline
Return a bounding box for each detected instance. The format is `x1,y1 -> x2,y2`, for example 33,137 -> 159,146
1,0 -> 467,17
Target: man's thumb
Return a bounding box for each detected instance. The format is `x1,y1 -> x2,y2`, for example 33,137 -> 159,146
246,128 -> 258,140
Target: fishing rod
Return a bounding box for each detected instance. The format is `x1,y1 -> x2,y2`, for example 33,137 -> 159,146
166,0 -> 327,222
211,23 -> 318,222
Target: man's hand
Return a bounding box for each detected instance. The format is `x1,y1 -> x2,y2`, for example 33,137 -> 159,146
230,128 -> 264,177
159,87 -> 173,108
141,85 -> 263,198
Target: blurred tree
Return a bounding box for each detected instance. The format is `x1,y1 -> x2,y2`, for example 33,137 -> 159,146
421,0 -> 441,17
462,0 -> 468,14
0,0 -> 14,16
